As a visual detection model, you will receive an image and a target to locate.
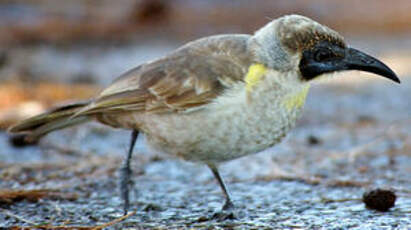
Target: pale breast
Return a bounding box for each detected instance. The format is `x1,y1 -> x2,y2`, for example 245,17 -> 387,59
114,82 -> 308,163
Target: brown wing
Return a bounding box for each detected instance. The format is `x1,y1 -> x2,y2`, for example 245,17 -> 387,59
78,34 -> 253,115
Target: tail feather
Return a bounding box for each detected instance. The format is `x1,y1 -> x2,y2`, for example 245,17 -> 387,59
8,101 -> 92,141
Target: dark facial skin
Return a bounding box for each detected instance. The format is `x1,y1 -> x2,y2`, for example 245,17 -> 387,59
299,41 -> 400,83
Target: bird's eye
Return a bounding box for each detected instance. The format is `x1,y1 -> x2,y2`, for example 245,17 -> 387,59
314,49 -> 333,62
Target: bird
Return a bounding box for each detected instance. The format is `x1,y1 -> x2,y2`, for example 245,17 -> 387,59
9,14 -> 400,215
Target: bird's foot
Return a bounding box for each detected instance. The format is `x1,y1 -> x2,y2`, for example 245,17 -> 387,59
211,200 -> 237,221
222,200 -> 235,211
211,210 -> 237,221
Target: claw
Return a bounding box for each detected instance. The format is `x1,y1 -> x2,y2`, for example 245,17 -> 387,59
222,200 -> 235,211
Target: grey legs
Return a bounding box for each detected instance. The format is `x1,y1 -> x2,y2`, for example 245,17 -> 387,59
120,130 -> 139,215
119,132 -> 234,214
208,164 -> 234,210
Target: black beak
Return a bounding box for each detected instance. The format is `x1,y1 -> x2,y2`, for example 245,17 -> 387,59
344,48 -> 400,83
300,43 -> 400,83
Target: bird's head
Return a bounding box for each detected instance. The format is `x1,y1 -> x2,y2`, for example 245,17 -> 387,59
250,14 -> 400,84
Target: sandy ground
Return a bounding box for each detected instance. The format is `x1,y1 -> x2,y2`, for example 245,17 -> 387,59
0,39 -> 410,229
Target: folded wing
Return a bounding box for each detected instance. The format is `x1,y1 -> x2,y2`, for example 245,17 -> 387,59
78,35 -> 253,115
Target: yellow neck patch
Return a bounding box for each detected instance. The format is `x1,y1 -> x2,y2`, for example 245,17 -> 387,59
245,64 -> 267,92
284,84 -> 310,111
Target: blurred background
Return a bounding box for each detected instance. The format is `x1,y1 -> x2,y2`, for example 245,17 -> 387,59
0,1 -> 410,228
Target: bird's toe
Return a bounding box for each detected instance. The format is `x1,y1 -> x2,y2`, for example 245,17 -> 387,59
211,210 -> 237,221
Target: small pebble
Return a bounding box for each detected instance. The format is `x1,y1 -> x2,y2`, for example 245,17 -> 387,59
363,188 -> 396,212
307,135 -> 322,145
9,134 -> 38,148
143,203 -> 163,212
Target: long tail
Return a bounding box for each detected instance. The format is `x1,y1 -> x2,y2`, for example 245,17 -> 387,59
8,101 -> 92,141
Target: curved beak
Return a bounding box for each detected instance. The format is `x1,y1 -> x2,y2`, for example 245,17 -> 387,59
344,48 -> 400,83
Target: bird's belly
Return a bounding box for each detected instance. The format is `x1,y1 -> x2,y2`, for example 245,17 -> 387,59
122,100 -> 303,163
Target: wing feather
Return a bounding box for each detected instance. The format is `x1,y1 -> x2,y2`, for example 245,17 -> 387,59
81,34 -> 253,115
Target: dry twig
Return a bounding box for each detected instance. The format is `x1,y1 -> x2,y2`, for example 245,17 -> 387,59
0,189 -> 77,205
6,211 -> 136,230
